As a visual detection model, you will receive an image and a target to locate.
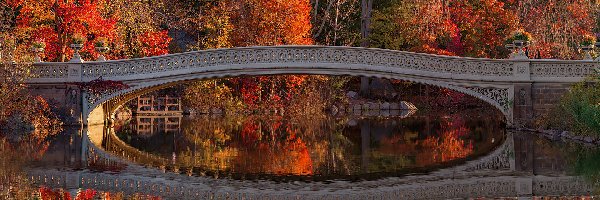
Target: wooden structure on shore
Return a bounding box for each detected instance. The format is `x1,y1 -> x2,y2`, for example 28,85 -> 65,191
135,95 -> 182,115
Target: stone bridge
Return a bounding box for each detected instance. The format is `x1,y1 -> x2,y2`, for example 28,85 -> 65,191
25,46 -> 598,125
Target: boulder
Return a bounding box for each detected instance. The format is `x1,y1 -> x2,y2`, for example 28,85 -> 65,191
353,104 -> 362,112
400,101 -> 418,110
368,103 -> 379,110
390,103 -> 400,110
330,105 -> 339,115
347,119 -> 358,126
560,131 -> 569,138
362,103 -> 370,111
380,102 -> 391,110
346,91 -> 358,99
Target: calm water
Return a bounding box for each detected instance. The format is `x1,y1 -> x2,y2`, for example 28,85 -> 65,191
113,113 -> 504,180
3,110 -> 600,199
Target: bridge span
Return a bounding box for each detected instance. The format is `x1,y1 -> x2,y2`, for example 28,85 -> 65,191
24,46 -> 598,125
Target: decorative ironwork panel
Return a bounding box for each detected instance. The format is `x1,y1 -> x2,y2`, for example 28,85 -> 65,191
30,64 -> 68,78
531,61 -> 597,77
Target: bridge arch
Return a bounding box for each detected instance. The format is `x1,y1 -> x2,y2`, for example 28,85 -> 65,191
84,68 -> 513,125
76,46 -> 521,124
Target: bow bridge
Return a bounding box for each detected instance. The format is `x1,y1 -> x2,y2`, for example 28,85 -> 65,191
25,46 -> 598,125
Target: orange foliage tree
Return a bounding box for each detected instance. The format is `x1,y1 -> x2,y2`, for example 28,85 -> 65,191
10,0 -> 171,62
506,0 -> 596,59
228,0 -> 313,110
13,0 -> 118,62
371,0 -> 516,58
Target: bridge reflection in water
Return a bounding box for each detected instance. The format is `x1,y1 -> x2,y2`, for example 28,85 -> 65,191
29,113 -> 596,199
25,120 -> 599,199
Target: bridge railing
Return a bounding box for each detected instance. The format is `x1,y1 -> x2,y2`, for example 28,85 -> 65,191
530,59 -> 598,82
25,46 -> 597,84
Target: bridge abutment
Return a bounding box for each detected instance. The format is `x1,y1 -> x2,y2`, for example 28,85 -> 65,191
28,84 -> 83,125
513,83 -> 534,126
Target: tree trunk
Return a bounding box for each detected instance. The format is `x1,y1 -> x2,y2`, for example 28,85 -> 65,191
359,0 -> 372,96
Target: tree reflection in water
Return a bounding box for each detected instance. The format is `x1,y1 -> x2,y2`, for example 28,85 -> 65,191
116,112 -> 503,179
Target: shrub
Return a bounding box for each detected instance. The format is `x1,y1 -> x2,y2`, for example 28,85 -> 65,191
541,76 -> 600,136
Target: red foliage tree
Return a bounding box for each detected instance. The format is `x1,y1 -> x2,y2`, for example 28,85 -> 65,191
15,0 -> 118,62
12,0 -> 172,61
509,0 -> 595,59
227,0 -> 313,110
136,30 -> 172,57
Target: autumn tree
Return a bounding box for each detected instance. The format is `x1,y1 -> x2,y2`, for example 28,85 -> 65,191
369,0 -> 517,58
12,0 -> 118,62
230,0 -> 313,46
507,0 -> 596,59
311,0 -> 361,46
104,0 -> 172,58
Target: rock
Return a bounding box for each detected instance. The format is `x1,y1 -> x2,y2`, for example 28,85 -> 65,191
390,103 -> 400,110
560,131 -> 569,138
346,91 -> 358,99
400,101 -> 418,110
369,103 -> 380,110
574,136 -> 584,141
1,114 -> 34,142
211,108 -> 223,114
381,102 -> 391,110
542,130 -> 556,136
330,105 -> 339,115
584,137 -> 594,143
353,104 -> 362,111
381,110 -> 390,117
347,119 -> 358,126
362,103 -> 370,111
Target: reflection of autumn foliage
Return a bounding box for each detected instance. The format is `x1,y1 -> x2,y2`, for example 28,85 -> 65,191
235,118 -> 313,175
376,117 -> 474,167
37,187 -> 162,200
1,97 -> 62,160
39,187 -> 71,200
417,119 -> 473,166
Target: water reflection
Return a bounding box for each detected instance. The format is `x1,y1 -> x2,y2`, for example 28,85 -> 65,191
112,113 -> 504,179
3,112 -> 600,199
